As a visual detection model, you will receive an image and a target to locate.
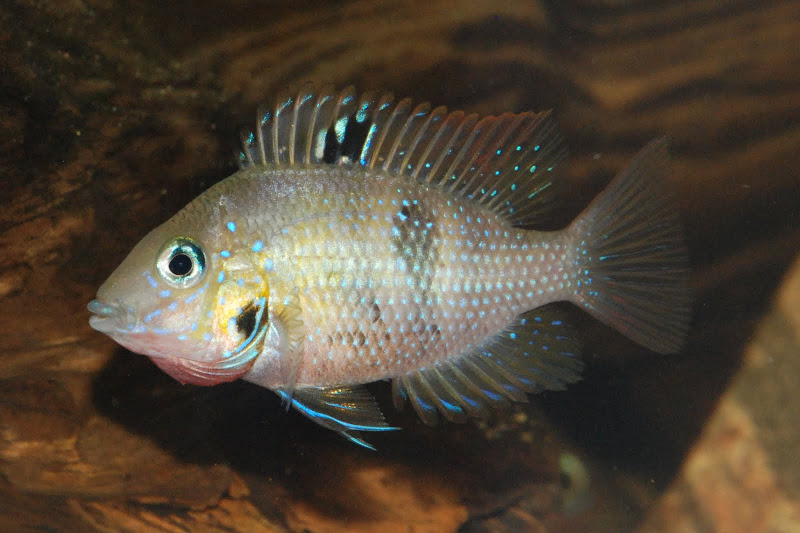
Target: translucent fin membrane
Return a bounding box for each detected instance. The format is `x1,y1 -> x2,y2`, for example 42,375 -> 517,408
393,308 -> 583,425
570,138 -> 691,353
239,84 -> 565,228
278,386 -> 399,450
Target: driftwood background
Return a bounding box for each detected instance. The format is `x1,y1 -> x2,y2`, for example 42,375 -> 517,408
1,0 -> 798,531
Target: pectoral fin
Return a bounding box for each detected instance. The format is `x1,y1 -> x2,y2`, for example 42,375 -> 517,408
270,290 -> 305,405
277,386 -> 399,450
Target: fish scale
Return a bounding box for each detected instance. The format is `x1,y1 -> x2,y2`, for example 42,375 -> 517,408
223,165 -> 575,388
88,85 -> 690,448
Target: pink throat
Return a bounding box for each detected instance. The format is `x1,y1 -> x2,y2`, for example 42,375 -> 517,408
148,355 -> 254,386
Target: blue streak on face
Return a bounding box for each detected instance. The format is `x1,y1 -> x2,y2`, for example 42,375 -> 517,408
144,309 -> 162,323
220,250 -> 231,258
144,272 -> 158,288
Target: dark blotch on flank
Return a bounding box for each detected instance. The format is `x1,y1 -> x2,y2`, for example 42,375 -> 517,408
392,200 -> 439,291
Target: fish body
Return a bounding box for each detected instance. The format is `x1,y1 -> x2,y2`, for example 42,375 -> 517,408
89,85 -> 690,447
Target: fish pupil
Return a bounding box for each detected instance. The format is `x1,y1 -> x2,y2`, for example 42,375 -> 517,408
168,253 -> 193,276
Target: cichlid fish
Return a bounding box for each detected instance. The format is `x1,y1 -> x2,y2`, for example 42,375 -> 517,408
88,85 -> 690,448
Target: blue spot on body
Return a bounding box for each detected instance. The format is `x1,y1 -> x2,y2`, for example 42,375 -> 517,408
143,309 -> 162,323
252,240 -> 263,252
226,221 -> 237,233
220,250 -> 231,258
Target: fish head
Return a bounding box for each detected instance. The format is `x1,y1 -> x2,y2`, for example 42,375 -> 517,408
88,209 -> 271,385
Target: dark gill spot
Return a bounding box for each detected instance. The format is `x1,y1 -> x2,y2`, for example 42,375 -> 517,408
236,303 -> 259,339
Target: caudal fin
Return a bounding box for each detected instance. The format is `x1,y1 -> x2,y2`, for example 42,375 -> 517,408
570,139 -> 690,353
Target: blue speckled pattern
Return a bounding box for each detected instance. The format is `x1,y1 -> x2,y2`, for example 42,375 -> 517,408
88,86 -> 690,445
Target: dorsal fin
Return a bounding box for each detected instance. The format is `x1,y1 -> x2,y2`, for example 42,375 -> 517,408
238,84 -> 565,227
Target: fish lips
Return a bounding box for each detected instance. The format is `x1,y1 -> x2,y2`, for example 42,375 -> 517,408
88,299 -> 138,335
88,298 -> 259,386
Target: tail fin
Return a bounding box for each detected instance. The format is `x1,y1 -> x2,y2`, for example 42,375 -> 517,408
570,139 -> 690,353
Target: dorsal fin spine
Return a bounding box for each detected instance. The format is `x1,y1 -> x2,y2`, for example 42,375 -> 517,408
241,85 -> 565,228
305,88 -> 330,164
485,115 -> 530,204
433,113 -> 477,188
376,97 -> 412,170
405,105 -> 445,179
333,87 -> 357,166
352,91 -> 374,165
383,99 -> 423,171
254,105 -> 267,165
468,114 -> 519,202
409,107 -> 447,181
289,87 -> 313,165
241,129 -> 256,167
420,110 -> 464,184
453,116 -> 505,195
440,116 -> 483,193
364,93 -> 395,167
270,97 -> 283,163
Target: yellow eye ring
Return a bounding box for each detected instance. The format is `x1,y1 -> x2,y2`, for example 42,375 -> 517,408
156,237 -> 206,288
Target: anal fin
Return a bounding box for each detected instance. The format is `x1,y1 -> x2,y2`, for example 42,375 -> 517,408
393,308 -> 583,425
278,386 -> 399,450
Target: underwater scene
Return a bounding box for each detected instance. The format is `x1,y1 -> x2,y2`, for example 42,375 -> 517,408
1,1 -> 799,531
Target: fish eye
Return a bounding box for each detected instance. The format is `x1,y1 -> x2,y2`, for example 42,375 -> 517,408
156,237 -> 206,288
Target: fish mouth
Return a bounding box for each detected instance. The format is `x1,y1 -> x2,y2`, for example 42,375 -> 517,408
88,299 -> 137,334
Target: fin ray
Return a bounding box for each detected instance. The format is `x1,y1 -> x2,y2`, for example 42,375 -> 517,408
570,138 -> 691,353
239,85 -> 565,227
279,386 -> 398,450
393,308 -> 583,424
269,290 -> 305,405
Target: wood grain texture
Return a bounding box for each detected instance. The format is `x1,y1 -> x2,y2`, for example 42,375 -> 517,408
0,0 -> 798,531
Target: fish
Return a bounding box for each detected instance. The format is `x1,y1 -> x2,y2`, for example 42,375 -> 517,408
88,84 -> 690,448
